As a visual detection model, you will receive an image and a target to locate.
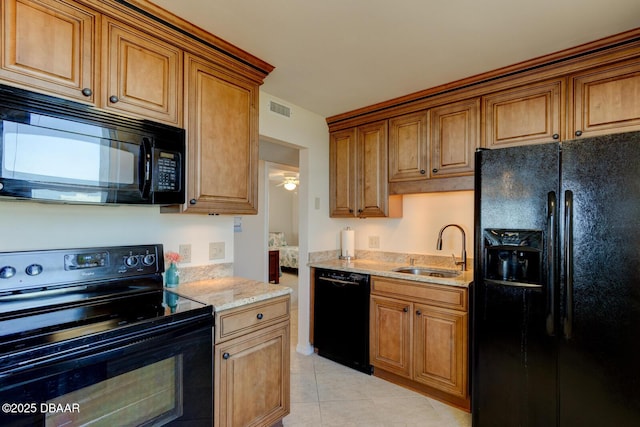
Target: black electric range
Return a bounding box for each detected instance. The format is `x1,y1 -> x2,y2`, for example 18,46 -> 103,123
0,244 -> 213,426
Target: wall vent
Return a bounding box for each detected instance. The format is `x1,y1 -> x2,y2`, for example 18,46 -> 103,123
269,100 -> 291,118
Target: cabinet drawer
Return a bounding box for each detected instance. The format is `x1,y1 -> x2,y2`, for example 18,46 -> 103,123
371,276 -> 467,311
215,296 -> 290,343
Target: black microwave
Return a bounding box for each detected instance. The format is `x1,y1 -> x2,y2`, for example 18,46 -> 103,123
0,84 -> 185,205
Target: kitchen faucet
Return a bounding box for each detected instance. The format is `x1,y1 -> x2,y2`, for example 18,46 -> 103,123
436,224 -> 467,271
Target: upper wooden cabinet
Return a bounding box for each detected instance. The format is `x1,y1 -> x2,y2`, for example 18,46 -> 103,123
102,17 -> 182,126
388,111 -> 429,182
329,128 -> 357,217
482,79 -> 564,148
569,58 -> 640,139
0,0 -> 98,103
357,120 -> 392,218
182,53 -> 259,214
430,98 -> 479,179
329,122 -> 402,218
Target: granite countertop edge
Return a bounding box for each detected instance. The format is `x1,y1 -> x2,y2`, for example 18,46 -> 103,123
167,276 -> 292,312
308,259 -> 473,288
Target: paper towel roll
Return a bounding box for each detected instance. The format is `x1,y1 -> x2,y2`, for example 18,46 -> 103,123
341,228 -> 355,258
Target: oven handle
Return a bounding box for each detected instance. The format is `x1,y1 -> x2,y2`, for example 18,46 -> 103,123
1,314 -> 212,377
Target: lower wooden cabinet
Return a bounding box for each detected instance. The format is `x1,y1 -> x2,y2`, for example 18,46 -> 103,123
214,295 -> 290,427
370,276 -> 469,409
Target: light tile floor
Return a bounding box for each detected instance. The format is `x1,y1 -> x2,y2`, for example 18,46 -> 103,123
281,272 -> 472,427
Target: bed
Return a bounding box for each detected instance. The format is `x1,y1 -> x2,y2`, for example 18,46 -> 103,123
268,232 -> 299,270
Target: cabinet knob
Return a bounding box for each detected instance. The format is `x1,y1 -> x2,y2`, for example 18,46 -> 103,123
432,168 -> 438,174
189,199 -> 197,205
575,130 -> 583,137
552,133 -> 560,140
223,352 -> 230,360
81,88 -> 93,97
420,169 -> 426,175
416,310 -> 422,316
348,209 -> 353,213
403,307 -> 408,312
109,95 -> 119,103
257,313 -> 264,320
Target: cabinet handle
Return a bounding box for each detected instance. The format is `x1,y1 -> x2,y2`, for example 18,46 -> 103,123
416,310 -> 422,316
420,169 -> 426,175
109,95 -> 119,103
81,88 -> 92,97
257,313 -> 264,320
403,307 -> 408,312
223,352 -> 230,360
552,133 -> 560,140
432,168 -> 438,174
189,199 -> 197,205
575,130 -> 582,137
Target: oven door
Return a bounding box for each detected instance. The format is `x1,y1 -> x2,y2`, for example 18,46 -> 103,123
0,316 -> 212,427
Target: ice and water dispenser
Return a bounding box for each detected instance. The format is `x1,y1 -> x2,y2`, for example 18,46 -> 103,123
483,229 -> 542,286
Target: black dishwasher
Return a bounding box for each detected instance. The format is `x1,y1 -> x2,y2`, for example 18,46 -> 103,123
313,268 -> 372,374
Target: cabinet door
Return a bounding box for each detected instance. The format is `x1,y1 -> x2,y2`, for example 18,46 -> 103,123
430,98 -> 479,178
102,17 -> 182,125
357,120 -> 389,217
388,111 -> 429,182
570,59 -> 640,138
483,79 -> 564,148
329,128 -> 357,217
413,303 -> 468,398
0,0 -> 97,102
184,53 -> 258,214
370,295 -> 412,378
215,322 -> 290,427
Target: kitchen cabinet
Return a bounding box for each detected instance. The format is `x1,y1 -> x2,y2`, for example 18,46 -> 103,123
329,128 -> 356,217
214,295 -> 290,427
388,111 -> 429,182
370,295 -> 412,378
0,0 -> 98,103
181,53 -> 259,214
569,58 -> 640,138
482,79 -> 564,148
102,17 -> 182,125
370,276 -> 469,409
329,122 -> 402,218
429,98 -> 479,178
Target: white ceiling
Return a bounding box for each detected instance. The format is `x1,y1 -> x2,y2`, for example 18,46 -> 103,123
148,0 -> 640,118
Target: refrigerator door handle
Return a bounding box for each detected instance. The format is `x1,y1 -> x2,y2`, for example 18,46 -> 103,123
546,191 -> 557,336
563,190 -> 574,339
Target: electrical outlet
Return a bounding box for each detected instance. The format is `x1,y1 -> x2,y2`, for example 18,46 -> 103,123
209,242 -> 225,260
368,236 -> 380,249
178,244 -> 191,263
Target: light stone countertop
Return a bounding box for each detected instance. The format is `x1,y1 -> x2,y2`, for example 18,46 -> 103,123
308,258 -> 473,288
167,277 -> 292,312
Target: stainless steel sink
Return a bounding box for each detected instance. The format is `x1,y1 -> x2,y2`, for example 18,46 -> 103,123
392,267 -> 461,278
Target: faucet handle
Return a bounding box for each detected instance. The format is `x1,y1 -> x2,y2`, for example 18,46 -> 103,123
451,253 -> 458,264
410,257 -> 416,266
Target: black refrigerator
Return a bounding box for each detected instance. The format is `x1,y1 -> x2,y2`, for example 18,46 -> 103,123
472,131 -> 640,427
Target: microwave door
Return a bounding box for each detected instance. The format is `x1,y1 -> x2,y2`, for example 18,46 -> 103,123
1,118 -> 141,203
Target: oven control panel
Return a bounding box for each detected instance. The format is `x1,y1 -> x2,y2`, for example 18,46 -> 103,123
0,244 -> 164,294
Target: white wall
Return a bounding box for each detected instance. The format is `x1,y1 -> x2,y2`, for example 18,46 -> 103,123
0,201 -> 234,264
332,191 -> 475,259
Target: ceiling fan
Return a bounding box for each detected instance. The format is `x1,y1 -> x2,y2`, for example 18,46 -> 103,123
276,172 -> 299,191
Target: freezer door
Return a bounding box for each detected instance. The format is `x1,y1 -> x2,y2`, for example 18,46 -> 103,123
473,143 -> 559,427
559,132 -> 640,426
